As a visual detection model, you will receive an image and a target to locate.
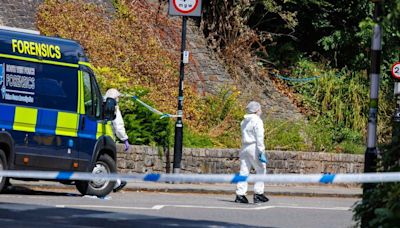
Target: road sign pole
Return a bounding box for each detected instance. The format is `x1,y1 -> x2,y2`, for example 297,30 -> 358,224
362,0 -> 383,226
173,16 -> 188,174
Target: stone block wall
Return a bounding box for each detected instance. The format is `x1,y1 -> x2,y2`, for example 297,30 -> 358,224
0,0 -> 114,30
117,145 -> 364,174
0,0 -> 43,30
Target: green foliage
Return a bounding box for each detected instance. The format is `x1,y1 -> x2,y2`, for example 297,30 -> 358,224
37,0 -> 398,155
201,0 -> 296,80
303,118 -> 335,152
265,119 -> 309,151
353,145 -> 400,227
200,87 -> 243,129
291,59 -> 370,130
112,87 -> 173,147
200,0 -> 398,154
230,0 -> 400,72
279,59 -> 378,153
197,86 -> 244,148
289,59 -> 395,144
264,118 -> 365,154
37,0 -> 239,148
182,128 -> 214,148
305,118 -> 365,154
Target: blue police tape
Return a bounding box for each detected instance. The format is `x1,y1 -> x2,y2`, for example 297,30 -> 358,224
270,72 -> 341,83
319,174 -> 336,184
231,173 -> 248,183
56,171 -> 74,180
1,170 -> 400,184
271,73 -> 321,82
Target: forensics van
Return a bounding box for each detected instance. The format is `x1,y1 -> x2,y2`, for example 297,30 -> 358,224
0,26 -> 118,197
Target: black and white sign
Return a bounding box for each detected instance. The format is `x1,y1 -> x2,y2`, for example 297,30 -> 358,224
392,62 -> 400,79
183,51 -> 189,64
169,0 -> 202,17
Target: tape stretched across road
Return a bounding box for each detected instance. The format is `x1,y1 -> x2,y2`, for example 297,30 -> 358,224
1,170 -> 400,184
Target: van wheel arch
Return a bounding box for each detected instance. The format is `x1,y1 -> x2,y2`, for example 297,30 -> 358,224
0,132 -> 15,168
76,153 -> 116,197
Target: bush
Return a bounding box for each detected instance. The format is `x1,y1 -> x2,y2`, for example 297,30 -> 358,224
182,128 -> 214,148
353,145 -> 400,227
264,119 -> 309,151
287,59 -> 393,148
196,86 -> 244,148
36,0 -> 226,147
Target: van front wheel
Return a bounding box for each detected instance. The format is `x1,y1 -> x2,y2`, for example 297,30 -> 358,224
76,154 -> 116,197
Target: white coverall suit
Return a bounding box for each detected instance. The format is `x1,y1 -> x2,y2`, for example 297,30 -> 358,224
104,89 -> 129,189
236,113 -> 267,196
104,89 -> 129,142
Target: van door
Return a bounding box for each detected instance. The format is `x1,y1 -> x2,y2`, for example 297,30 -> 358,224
2,60 -> 80,171
77,69 -> 103,170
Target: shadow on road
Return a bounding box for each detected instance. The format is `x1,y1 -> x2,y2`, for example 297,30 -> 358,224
2,185 -> 81,197
0,202 -> 276,228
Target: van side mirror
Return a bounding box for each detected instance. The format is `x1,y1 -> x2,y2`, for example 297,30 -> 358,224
103,97 -> 117,121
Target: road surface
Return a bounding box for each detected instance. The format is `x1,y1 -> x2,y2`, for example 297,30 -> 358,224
0,186 -> 359,227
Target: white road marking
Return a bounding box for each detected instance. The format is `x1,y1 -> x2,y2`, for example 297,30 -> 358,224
275,206 -> 351,211
55,204 -> 351,211
151,205 -> 165,210
56,205 -> 155,210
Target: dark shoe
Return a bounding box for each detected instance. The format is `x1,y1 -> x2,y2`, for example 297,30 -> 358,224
113,181 -> 127,193
254,194 -> 269,204
235,195 -> 249,204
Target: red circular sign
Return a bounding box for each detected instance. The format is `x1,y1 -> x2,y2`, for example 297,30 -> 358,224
392,62 -> 400,79
173,0 -> 199,14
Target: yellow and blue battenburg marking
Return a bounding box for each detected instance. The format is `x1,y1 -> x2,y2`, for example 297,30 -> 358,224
0,104 -> 112,139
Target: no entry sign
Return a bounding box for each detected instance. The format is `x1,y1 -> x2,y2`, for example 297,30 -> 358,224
169,0 -> 202,17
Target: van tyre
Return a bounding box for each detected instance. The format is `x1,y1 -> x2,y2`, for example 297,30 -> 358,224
0,149 -> 8,193
76,154 -> 116,197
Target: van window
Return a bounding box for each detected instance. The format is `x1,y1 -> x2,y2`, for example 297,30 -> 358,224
82,71 -> 92,115
0,60 -> 77,112
91,77 -> 101,118
82,70 -> 101,118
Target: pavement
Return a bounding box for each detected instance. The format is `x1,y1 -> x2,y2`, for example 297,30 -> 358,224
8,180 -> 362,198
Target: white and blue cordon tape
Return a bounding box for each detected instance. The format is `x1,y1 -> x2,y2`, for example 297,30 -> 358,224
0,170 -> 400,184
132,96 -> 179,119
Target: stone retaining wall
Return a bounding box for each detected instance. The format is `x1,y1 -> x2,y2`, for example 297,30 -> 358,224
117,145 -> 364,174
0,0 -> 114,30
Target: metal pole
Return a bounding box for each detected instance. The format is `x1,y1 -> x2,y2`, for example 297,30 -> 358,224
362,0 -> 383,226
173,16 -> 188,174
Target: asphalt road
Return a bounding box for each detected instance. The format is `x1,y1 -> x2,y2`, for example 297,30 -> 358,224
0,186 -> 359,228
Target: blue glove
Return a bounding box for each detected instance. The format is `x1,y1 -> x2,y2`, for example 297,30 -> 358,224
258,153 -> 268,164
124,140 -> 130,152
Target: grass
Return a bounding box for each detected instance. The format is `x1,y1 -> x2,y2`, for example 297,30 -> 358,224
265,119 -> 310,151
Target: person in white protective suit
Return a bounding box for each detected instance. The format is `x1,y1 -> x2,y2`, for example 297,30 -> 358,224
104,88 -> 130,192
235,101 -> 269,204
